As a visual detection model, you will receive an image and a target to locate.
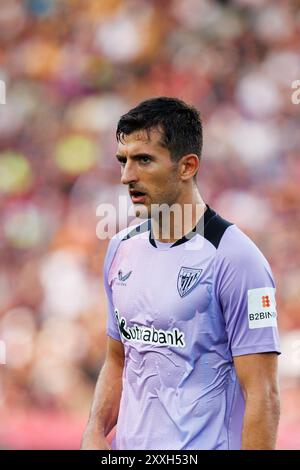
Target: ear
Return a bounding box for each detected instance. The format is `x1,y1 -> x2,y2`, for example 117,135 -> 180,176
179,154 -> 200,181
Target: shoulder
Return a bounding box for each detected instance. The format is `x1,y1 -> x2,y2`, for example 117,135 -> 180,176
104,220 -> 150,268
216,223 -> 271,272
203,206 -> 233,249
109,219 -> 150,247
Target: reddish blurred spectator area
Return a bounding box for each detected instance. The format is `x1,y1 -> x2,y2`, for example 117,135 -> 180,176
0,0 -> 300,449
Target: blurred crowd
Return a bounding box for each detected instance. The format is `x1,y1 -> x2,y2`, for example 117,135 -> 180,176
0,0 -> 300,448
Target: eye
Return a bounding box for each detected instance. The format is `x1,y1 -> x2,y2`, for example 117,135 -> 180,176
139,155 -> 151,164
117,157 -> 126,167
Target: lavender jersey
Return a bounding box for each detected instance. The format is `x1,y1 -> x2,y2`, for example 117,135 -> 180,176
104,206 -> 280,450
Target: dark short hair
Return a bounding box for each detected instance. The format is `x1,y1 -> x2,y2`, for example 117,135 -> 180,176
116,97 -> 203,163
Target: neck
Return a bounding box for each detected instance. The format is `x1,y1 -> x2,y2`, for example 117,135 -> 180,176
151,186 -> 206,243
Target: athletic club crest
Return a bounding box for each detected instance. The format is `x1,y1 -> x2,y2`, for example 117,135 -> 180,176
177,267 -> 202,297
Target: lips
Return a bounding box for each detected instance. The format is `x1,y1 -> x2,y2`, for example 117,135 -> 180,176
129,190 -> 147,204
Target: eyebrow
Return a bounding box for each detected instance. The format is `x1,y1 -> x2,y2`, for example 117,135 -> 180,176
115,153 -> 155,161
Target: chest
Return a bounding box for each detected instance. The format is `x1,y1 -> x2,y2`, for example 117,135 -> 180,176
109,243 -> 215,331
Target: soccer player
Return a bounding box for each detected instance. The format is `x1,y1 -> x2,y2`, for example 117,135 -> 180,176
81,97 -> 280,450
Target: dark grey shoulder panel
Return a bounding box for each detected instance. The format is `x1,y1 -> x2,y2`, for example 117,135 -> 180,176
122,219 -> 151,241
204,209 -> 233,249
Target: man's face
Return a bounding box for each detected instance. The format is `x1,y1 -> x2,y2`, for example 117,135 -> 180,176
116,128 -> 182,218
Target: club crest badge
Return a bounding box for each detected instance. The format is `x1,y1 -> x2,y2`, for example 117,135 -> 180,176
177,267 -> 202,297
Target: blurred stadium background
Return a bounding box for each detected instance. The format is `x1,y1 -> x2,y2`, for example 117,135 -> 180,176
0,0 -> 300,449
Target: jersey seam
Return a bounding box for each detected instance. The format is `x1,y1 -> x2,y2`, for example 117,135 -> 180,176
226,371 -> 237,450
211,224 -> 237,320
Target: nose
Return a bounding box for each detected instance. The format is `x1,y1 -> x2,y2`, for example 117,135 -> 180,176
121,161 -> 139,185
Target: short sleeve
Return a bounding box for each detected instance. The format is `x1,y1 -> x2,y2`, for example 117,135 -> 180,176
103,223 -> 145,341
104,237 -> 121,341
214,225 -> 281,358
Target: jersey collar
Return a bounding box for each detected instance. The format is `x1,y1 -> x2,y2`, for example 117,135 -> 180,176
149,204 -> 216,248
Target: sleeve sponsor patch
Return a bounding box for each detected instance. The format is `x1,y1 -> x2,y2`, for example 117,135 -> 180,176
247,287 -> 277,329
